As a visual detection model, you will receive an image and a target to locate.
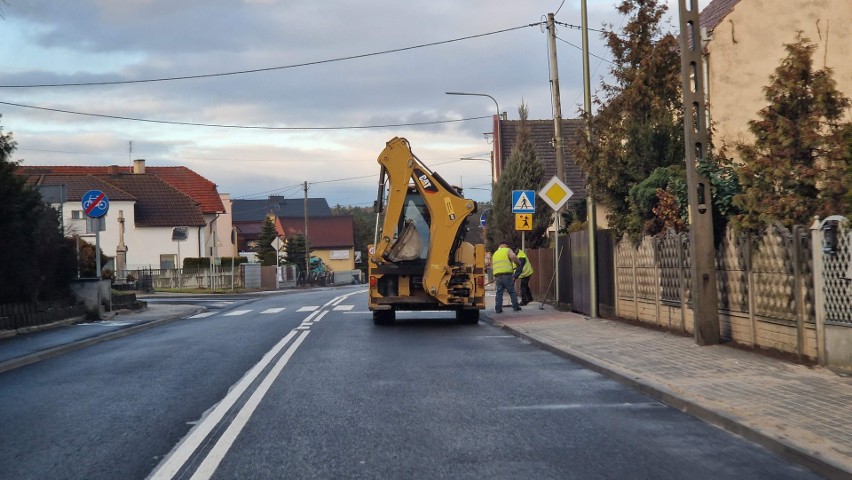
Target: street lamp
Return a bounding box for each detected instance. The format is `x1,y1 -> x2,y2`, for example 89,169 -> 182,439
446,91 -> 500,182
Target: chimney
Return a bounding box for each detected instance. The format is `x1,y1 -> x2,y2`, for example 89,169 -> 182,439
133,159 -> 146,174
109,165 -> 120,175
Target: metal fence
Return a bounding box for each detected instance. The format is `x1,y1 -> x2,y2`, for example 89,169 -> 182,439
0,302 -> 87,331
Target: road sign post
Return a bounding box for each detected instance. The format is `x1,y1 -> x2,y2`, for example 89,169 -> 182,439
172,227 -> 188,292
81,190 -> 109,280
538,177 -> 573,306
81,189 -> 108,312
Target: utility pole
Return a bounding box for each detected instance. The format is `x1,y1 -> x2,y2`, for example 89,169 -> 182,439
304,181 -> 310,284
546,12 -> 565,307
581,0 -> 598,318
678,0 -> 720,345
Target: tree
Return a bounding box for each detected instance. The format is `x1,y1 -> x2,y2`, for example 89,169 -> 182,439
487,103 -> 548,250
256,214 -> 279,266
0,120 -> 76,303
571,0 -> 683,239
284,234 -> 307,275
734,34 -> 852,231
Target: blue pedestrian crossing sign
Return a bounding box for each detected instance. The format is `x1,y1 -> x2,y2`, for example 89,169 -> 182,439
511,190 -> 535,213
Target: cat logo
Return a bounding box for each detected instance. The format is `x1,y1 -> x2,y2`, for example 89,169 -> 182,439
414,168 -> 438,193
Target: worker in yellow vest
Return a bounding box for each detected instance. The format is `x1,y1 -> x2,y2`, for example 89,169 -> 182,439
514,247 -> 534,305
492,241 -> 521,313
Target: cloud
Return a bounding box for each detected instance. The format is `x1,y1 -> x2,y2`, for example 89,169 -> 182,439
0,0 -> 711,207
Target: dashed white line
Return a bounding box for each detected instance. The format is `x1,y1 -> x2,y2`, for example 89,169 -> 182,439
333,305 -> 354,311
261,308 -> 286,314
223,310 -> 252,316
297,306 -> 319,312
189,312 -> 216,319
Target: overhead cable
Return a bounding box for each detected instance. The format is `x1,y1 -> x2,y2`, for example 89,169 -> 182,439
0,24 -> 541,89
0,100 -> 489,130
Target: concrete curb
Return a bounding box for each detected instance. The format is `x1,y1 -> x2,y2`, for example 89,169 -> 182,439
481,313 -> 850,480
0,306 -> 205,374
0,315 -> 88,340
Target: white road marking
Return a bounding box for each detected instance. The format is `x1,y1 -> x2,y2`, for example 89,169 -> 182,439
149,330 -> 300,480
152,291 -> 363,479
78,321 -> 132,326
208,301 -> 234,308
190,332 -> 310,480
343,311 -> 368,314
261,308 -> 285,314
297,306 -> 318,312
223,310 -> 251,316
333,305 -> 354,311
189,312 -> 216,319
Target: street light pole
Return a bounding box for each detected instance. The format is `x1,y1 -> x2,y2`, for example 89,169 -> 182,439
446,91 -> 500,182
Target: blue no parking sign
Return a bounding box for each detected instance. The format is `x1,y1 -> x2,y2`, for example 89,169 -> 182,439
82,190 -> 110,218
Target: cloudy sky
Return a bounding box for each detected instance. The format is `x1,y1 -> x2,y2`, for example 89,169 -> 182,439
0,0 -> 709,207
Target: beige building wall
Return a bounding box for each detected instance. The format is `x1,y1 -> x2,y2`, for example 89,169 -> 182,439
705,0 -> 852,156
312,248 -> 356,272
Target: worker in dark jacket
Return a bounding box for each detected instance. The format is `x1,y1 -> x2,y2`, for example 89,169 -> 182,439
492,241 -> 521,313
514,247 -> 534,305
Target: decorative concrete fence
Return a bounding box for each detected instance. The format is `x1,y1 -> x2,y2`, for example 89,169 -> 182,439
614,218 -> 850,370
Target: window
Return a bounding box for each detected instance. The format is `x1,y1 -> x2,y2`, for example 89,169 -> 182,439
160,255 -> 176,270
71,210 -> 83,219
86,217 -> 105,234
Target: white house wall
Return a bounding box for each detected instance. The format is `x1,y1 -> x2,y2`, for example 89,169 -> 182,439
59,200 -> 203,270
124,225 -> 203,270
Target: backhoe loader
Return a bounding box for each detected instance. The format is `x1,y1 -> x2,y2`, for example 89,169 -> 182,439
368,137 -> 486,325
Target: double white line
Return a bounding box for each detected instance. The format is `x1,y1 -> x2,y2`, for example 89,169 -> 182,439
149,290 -> 365,480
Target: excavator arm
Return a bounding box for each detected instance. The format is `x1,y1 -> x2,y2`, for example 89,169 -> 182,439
370,137 -> 483,306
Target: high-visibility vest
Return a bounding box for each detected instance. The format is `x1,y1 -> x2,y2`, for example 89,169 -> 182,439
492,247 -> 514,275
516,249 -> 533,278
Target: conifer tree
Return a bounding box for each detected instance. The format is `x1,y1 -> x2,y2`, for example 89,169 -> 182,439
0,120 -> 76,302
256,214 -> 279,266
571,0 -> 683,238
734,34 -> 851,231
284,234 -> 307,275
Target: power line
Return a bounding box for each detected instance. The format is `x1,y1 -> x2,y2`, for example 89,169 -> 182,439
555,36 -> 614,65
554,20 -> 622,37
0,24 -> 542,89
0,100 -> 489,130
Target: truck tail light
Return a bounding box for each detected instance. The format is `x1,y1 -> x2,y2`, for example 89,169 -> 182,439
476,276 -> 484,287
369,276 -> 378,287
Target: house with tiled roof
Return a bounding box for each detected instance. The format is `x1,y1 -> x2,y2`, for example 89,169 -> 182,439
19,163 -> 227,271
494,118 -> 587,209
20,160 -> 235,260
699,0 -> 851,157
489,116 -> 606,229
279,215 -> 356,272
231,196 -> 332,253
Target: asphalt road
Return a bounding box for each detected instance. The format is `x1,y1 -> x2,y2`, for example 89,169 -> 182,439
0,286 -> 819,479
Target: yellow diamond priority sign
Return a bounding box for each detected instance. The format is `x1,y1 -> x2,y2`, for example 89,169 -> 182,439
538,176 -> 573,211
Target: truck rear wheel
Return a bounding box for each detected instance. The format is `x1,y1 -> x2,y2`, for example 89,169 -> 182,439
373,310 -> 396,325
456,309 -> 479,324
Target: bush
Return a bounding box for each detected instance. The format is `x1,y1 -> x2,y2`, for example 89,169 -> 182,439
182,256 -> 249,269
